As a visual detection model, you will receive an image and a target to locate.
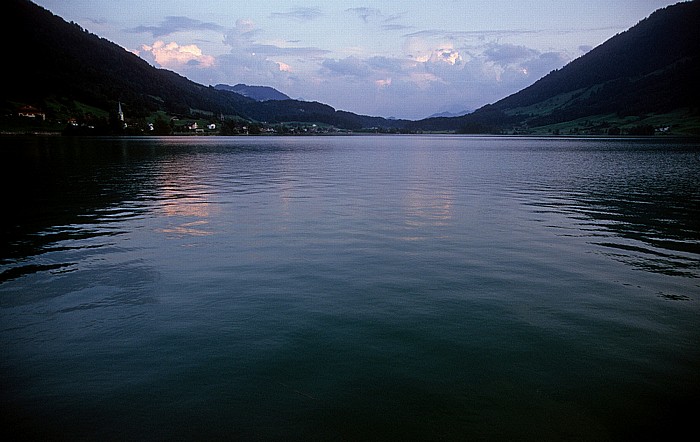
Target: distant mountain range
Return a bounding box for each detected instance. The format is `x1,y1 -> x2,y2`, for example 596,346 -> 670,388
427,110 -> 472,119
214,84 -> 291,102
3,0 -> 699,135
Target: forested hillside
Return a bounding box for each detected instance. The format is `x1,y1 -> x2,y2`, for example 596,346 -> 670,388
2,0 -> 406,132
3,0 -> 699,135
412,1 -> 700,134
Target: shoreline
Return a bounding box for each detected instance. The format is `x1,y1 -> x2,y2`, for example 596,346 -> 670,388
2,131 -> 698,140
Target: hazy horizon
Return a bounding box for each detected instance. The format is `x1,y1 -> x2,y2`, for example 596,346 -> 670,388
34,0 -> 681,119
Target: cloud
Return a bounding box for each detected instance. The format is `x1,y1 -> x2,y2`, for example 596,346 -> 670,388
216,51 -> 292,82
403,28 -> 538,41
321,56 -> 425,84
127,16 -> 224,37
321,54 -> 441,92
483,43 -> 538,64
366,56 -> 413,72
403,25 -> 622,43
306,28 -> 575,119
202,18 -> 330,90
384,13 -> 405,23
346,7 -> 382,23
270,7 -> 322,21
223,19 -> 261,50
222,20 -> 327,60
277,62 -> 292,72
248,44 -> 330,58
128,11 -> 576,120
403,37 -> 465,65
140,40 -> 215,68
383,24 -> 413,31
519,51 -> 568,77
321,56 -> 373,78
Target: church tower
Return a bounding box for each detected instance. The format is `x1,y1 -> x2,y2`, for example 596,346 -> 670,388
118,101 -> 124,122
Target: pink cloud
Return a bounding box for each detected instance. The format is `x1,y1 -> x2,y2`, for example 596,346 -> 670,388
141,40 -> 215,68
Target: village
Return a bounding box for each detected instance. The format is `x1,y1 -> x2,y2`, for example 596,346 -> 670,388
3,102 -> 395,136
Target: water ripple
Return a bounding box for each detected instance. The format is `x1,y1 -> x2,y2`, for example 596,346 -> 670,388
1,136 -> 699,441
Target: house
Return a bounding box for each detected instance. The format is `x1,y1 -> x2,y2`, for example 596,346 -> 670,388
17,105 -> 46,121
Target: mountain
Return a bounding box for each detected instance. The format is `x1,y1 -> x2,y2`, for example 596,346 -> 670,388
413,1 -> 700,135
3,0 -> 699,135
4,0 -> 247,119
427,110 -> 472,119
2,0 -> 406,132
214,84 -> 291,101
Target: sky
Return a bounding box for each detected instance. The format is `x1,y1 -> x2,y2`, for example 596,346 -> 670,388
34,0 -> 681,120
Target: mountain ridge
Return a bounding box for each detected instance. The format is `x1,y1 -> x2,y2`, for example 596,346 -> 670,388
214,84 -> 291,102
3,0 -> 699,135
412,1 -> 700,134
427,110 -> 472,119
2,0 -> 407,132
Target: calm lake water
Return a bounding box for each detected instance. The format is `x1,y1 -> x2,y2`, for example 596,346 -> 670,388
1,135 -> 699,441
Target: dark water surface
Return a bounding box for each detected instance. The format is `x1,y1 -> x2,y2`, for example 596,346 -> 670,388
1,135 -> 699,441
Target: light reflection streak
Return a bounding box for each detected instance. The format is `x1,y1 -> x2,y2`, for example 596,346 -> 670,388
154,158 -> 219,238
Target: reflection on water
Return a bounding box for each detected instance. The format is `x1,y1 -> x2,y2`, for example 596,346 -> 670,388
155,156 -> 219,238
1,139 -> 153,255
1,135 -> 699,441
523,141 -> 700,278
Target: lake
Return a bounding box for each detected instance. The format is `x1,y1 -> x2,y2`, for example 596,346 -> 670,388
1,135 -> 699,441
